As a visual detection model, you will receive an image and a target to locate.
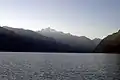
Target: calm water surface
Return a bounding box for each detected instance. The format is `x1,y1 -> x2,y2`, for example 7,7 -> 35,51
0,53 -> 120,80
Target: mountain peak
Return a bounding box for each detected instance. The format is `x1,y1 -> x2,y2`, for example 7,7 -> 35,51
41,27 -> 56,32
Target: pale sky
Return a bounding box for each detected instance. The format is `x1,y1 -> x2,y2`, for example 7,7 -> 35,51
0,0 -> 120,39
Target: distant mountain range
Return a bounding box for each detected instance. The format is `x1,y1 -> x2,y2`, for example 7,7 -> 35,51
1,26 -> 120,53
1,26 -> 76,52
0,26 -> 102,52
38,27 -> 101,52
94,30 -> 120,53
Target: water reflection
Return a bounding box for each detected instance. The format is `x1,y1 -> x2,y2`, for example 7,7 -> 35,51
0,53 -> 120,80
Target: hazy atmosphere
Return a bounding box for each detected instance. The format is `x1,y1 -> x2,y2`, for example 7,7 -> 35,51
0,0 -> 120,79
0,0 -> 120,39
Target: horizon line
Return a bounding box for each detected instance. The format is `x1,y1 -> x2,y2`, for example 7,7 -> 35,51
1,26 -> 107,40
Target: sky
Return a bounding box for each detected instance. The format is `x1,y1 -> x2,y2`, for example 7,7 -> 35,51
0,0 -> 120,39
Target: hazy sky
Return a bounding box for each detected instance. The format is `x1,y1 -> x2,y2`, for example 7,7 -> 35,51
0,0 -> 120,39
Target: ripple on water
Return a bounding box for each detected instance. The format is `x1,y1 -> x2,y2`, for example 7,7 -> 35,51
0,53 -> 119,80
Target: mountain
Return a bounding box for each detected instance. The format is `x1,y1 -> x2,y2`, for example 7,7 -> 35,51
94,30 -> 120,53
0,26 -> 81,52
3,26 -> 55,42
38,27 -> 100,52
93,38 -> 101,46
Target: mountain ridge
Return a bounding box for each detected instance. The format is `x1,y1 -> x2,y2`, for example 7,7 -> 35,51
1,26 -> 81,52
94,29 -> 120,53
38,27 -> 101,52
1,26 -> 102,52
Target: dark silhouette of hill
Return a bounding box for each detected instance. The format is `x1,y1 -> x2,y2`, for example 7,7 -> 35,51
1,26 -> 83,52
94,30 -> 120,53
38,27 -> 101,52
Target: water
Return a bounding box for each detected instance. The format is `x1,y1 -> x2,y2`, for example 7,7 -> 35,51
0,53 -> 120,80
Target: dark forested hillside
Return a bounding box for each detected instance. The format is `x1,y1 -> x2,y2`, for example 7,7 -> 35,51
94,30 -> 120,53
0,26 -> 81,52
0,26 -> 102,52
